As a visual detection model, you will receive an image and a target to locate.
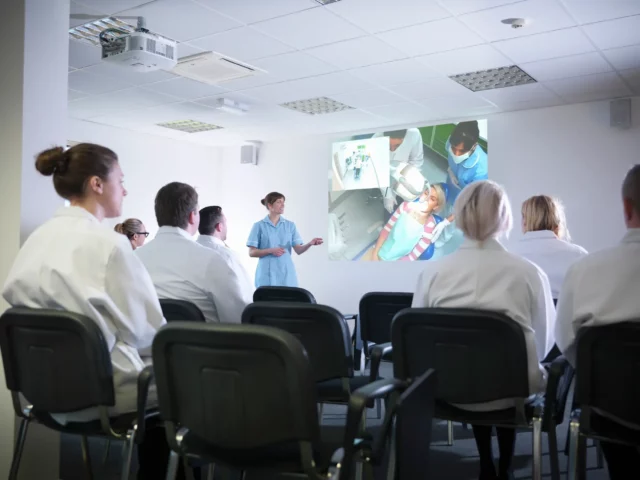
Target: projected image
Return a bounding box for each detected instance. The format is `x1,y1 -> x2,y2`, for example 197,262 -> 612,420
331,136 -> 390,192
327,120 -> 488,262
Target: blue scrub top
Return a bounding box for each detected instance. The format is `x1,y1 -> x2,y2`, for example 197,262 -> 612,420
445,139 -> 488,204
247,216 -> 303,288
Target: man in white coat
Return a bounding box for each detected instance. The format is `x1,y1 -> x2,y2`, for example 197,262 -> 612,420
555,164 -> 640,479
136,182 -> 253,324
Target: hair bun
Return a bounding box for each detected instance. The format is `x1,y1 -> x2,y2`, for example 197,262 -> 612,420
35,147 -> 67,176
260,198 -> 266,206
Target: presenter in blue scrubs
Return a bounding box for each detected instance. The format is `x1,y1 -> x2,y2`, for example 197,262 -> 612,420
247,192 -> 323,287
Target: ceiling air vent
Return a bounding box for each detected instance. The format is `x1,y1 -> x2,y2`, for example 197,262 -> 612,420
171,51 -> 265,85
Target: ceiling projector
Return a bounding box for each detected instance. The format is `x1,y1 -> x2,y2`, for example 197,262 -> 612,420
100,21 -> 177,72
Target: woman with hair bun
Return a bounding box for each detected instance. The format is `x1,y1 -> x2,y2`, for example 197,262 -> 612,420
114,218 -> 149,250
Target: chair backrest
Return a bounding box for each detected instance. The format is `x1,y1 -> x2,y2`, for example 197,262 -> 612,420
392,308 -> 530,404
242,302 -> 353,382
574,321 -> 640,427
152,322 -> 320,451
0,307 -> 115,413
359,292 -> 413,346
160,299 -> 206,322
253,286 -> 316,304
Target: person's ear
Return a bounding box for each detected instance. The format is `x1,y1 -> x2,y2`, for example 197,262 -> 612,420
188,210 -> 198,225
623,197 -> 634,222
87,176 -> 104,195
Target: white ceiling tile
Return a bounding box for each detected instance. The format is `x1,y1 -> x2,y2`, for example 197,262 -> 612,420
195,93 -> 303,125
492,27 -> 594,63
176,43 -> 206,59
330,89 -> 410,109
458,0 -> 576,42
216,73 -> 281,91
562,0 -> 640,24
439,0 -> 525,16
377,18 -> 484,57
106,87 -> 182,108
498,96 -> 565,112
327,0 -> 450,33
349,59 -> 441,86
363,102 -> 443,125
305,36 -> 406,70
388,77 -> 471,100
252,8 -> 367,49
68,96 -> 122,120
193,0 -> 318,24
418,93 -> 498,116
70,0 -> 153,14
82,62 -> 177,86
69,1 -> 105,27
251,52 -> 337,81
602,45 -> 640,71
477,82 -> 557,104
68,70 -> 133,95
68,87 -> 181,119
143,77 -> 228,100
132,124 -> 192,140
134,101 -> 222,124
416,45 -> 513,76
237,72 -> 375,104
582,15 -> 640,50
544,71 -> 632,99
119,0 -> 241,42
619,68 -> 640,92
521,52 -> 612,82
68,89 -> 88,102
68,40 -> 101,69
189,27 -> 294,61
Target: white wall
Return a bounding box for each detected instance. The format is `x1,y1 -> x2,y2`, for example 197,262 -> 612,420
68,119 -> 223,236
219,97 -> 640,314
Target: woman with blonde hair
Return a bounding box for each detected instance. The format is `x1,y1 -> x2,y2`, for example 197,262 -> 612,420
412,180 -> 555,480
114,218 -> 149,250
512,195 -> 587,299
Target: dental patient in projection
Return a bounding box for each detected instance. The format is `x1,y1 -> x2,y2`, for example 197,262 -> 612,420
365,166 -> 446,261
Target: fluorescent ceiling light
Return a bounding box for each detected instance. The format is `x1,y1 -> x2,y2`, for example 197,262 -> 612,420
156,120 -> 223,133
449,65 -> 536,92
69,17 -> 136,47
280,96 -> 354,115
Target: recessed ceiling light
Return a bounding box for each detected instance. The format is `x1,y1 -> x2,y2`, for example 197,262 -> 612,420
449,65 -> 536,92
315,0 -> 342,5
156,120 -> 223,133
69,17 -> 136,47
280,96 -> 354,115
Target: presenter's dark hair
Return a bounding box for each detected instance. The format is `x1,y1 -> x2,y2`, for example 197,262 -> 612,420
261,192 -> 285,208
35,143 -> 118,200
384,129 -> 408,140
155,182 -> 198,229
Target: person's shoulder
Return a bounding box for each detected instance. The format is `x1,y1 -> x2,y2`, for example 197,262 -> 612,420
502,249 -> 547,279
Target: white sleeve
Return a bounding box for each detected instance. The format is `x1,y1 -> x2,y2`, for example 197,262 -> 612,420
555,264 -> 579,366
409,129 -> 424,164
411,270 -> 428,308
206,254 -> 253,324
530,268 -> 556,362
105,245 -> 165,357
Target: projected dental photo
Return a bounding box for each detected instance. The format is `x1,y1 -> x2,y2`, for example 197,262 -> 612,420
331,136 -> 390,192
328,120 -> 488,262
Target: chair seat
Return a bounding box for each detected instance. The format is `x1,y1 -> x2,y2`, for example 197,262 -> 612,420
316,376 -> 379,403
33,409 -> 160,437
435,395 -> 545,428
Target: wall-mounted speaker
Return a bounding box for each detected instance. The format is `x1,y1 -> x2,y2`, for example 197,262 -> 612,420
240,142 -> 261,165
610,98 -> 632,129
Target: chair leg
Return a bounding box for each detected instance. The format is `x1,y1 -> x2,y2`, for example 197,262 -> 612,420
9,417 -> 30,480
80,435 -> 94,480
595,440 -> 604,469
206,463 -> 216,480
165,451 -> 180,480
547,423 -> 560,480
447,421 -> 454,446
101,439 -> 111,465
567,417 -> 585,480
120,429 -> 137,480
376,398 -> 382,419
531,416 -> 542,480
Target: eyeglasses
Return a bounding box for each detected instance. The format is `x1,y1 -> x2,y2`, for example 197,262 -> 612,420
137,232 -> 150,237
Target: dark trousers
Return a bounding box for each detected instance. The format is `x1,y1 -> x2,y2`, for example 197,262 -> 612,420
472,425 -> 516,479
137,423 -> 202,480
591,414 -> 640,480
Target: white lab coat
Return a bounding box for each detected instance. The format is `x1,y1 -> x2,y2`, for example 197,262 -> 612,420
2,206 -> 165,424
136,227 -> 253,324
511,230 -> 588,298
195,234 -> 254,288
412,238 -> 556,411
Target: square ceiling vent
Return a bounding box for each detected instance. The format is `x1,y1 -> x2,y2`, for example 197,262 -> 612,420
156,120 -> 222,133
450,65 -> 536,92
172,51 -> 265,85
280,96 -> 354,115
69,17 -> 135,47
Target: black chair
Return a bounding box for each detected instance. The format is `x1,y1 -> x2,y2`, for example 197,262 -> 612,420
568,322 -> 640,480
160,299 -> 206,322
151,322 -> 428,479
253,286 -> 317,303
243,302 -> 377,410
0,307 -> 154,480
381,308 -> 573,480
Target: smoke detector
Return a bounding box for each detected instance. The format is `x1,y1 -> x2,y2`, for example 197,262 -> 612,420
501,18 -> 528,29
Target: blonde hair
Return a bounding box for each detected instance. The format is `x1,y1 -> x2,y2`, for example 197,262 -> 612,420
521,195 -> 571,241
430,184 -> 446,213
114,218 -> 143,239
454,180 -> 513,242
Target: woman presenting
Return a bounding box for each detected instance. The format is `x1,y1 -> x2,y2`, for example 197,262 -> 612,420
247,192 -> 323,287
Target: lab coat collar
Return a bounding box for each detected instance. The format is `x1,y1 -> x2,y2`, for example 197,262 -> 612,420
156,226 -> 195,240
521,230 -> 557,241
54,205 -> 101,224
459,237 -> 506,251
200,234 -> 227,248
622,228 -> 640,245
262,215 -> 287,227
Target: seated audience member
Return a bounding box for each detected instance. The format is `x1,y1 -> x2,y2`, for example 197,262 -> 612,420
511,195 -> 587,298
556,165 -> 640,479
412,180 -> 555,480
136,182 -> 253,323
114,217 -> 149,250
2,144 -> 176,479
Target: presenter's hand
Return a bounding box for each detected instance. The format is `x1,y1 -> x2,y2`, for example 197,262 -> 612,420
430,219 -> 450,244
271,247 -> 285,257
310,238 -> 323,246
